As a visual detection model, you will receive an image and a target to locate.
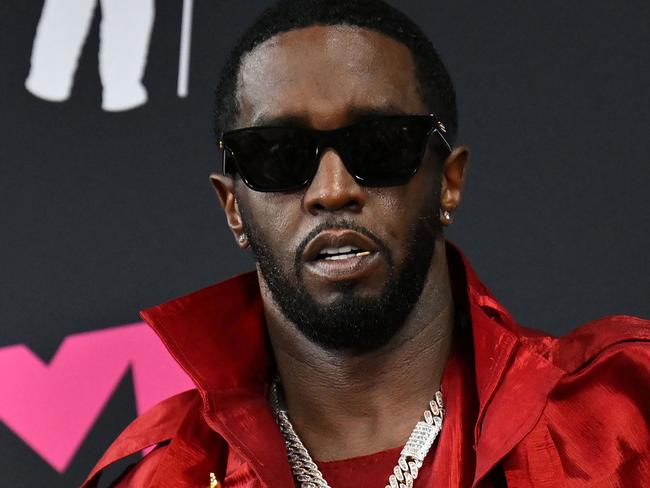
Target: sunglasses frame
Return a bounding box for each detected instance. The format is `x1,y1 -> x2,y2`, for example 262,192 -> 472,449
218,113 -> 452,192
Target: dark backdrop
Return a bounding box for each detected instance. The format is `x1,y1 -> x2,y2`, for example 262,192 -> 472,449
1,1 -> 648,486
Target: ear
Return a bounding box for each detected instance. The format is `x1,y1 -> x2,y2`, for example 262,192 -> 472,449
209,173 -> 248,248
440,145 -> 470,219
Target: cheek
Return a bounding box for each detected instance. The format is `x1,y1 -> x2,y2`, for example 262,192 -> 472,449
369,166 -> 439,223
367,191 -> 406,241
243,192 -> 303,251
405,158 -> 442,217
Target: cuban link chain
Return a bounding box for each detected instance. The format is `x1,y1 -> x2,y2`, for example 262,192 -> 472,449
270,379 -> 445,488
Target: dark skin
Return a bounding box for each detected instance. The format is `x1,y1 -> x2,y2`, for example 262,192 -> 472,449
211,25 -> 469,461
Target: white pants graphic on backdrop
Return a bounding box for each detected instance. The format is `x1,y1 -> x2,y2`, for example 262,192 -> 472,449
25,0 -> 155,112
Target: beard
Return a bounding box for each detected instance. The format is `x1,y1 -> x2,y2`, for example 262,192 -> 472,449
242,210 -> 440,353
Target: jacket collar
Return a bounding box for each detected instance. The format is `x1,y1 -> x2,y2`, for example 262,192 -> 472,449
141,271 -> 268,396
140,242 -> 564,486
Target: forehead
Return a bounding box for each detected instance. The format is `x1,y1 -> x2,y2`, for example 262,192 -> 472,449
235,25 -> 427,129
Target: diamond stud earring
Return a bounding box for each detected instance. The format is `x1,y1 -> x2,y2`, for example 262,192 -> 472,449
441,209 -> 453,225
238,233 -> 248,244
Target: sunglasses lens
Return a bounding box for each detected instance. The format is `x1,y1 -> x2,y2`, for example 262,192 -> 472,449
341,116 -> 434,186
222,115 -> 442,192
223,128 -> 316,191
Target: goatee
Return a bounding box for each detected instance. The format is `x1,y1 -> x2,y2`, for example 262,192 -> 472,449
244,215 -> 440,352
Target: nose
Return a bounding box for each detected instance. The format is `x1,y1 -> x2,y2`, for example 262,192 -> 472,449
303,149 -> 366,215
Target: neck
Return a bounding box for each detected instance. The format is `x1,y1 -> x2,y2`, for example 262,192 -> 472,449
263,239 -> 455,461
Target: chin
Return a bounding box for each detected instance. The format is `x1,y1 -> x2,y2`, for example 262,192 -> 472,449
309,280 -> 386,304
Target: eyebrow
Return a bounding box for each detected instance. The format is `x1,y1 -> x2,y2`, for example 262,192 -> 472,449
250,104 -> 411,129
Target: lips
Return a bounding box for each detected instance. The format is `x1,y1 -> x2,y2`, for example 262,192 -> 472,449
301,230 -> 383,284
302,230 -> 379,263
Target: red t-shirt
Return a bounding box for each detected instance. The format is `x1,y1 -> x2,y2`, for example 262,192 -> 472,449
319,445 -> 433,488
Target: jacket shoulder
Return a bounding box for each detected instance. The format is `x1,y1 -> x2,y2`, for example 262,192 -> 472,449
506,316 -> 650,485
517,314 -> 650,372
551,314 -> 650,373
82,389 -> 201,488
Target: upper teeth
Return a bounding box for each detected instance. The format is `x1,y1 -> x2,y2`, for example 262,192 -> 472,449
319,245 -> 361,257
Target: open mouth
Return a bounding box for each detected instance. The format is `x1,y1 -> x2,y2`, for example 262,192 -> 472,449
303,230 -> 379,263
316,245 -> 372,261
301,229 -> 383,283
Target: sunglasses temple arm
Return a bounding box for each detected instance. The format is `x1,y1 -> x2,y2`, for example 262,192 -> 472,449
219,141 -> 229,175
435,129 -> 453,154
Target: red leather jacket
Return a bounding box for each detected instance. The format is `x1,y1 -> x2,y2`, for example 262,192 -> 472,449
83,244 -> 650,487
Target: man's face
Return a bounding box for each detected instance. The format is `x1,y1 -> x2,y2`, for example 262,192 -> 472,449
215,25 -> 462,351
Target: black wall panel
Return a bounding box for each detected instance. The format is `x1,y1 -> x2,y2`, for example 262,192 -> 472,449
1,1 -> 648,485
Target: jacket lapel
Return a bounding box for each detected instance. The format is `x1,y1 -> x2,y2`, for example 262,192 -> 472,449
141,272 -> 295,486
463,267 -> 565,487
203,389 -> 296,487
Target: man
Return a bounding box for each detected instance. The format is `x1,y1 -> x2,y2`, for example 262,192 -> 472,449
83,0 -> 650,486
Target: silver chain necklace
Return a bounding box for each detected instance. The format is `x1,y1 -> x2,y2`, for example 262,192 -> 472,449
270,379 -> 445,488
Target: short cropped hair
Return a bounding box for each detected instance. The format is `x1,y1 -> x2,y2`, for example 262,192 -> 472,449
213,0 -> 458,143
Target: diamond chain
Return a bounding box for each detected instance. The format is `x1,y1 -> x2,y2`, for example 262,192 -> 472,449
270,380 -> 444,488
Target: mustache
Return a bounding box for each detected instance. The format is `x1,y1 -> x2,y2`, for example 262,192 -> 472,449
294,219 -> 393,273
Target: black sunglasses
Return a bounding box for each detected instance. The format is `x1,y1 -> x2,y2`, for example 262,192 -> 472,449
218,114 -> 452,192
